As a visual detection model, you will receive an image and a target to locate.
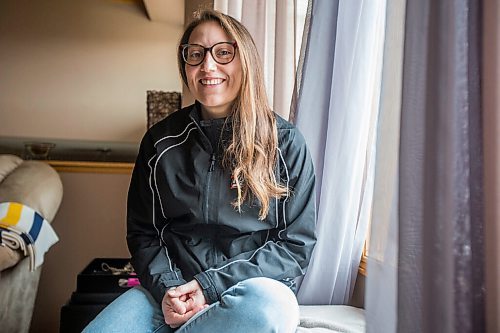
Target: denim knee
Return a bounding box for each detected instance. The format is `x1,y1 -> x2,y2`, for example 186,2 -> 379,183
224,277 -> 300,331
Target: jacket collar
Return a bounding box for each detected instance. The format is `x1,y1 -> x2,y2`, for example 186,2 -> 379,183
188,101 -> 233,154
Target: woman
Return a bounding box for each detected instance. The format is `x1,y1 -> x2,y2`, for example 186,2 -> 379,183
84,9 -> 316,333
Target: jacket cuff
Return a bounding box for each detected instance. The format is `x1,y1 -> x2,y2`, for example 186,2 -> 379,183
194,272 -> 219,304
150,269 -> 186,304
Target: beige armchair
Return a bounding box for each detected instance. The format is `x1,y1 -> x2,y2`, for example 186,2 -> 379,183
0,154 -> 63,333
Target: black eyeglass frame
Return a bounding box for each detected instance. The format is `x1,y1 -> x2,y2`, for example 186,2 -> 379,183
180,41 -> 238,66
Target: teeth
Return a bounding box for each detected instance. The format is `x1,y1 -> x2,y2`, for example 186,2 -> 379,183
201,78 -> 223,85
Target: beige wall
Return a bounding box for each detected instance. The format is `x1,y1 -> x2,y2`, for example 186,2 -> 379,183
0,0 -> 183,143
483,0 -> 500,332
31,171 -> 131,333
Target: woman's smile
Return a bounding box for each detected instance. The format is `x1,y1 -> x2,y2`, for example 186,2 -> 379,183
199,77 -> 226,87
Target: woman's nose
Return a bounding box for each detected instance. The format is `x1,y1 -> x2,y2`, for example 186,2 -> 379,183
201,52 -> 217,71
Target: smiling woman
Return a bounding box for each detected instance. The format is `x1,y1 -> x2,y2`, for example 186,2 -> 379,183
82,9 -> 317,333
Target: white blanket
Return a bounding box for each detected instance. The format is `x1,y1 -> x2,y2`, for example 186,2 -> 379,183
0,202 -> 59,271
297,305 -> 366,333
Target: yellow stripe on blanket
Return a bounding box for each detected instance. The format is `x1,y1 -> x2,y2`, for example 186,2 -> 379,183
0,202 -> 23,227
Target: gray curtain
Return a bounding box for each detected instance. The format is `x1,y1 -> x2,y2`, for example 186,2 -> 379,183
398,0 -> 485,332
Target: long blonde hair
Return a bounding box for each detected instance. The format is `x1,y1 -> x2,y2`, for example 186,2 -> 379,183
178,10 -> 288,219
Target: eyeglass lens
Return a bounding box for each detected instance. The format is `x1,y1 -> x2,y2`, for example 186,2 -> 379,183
183,42 -> 235,66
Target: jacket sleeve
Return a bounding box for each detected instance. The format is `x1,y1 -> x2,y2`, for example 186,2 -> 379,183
127,132 -> 186,304
194,129 -> 317,304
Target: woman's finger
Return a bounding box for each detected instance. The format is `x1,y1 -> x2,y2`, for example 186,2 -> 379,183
170,297 -> 187,314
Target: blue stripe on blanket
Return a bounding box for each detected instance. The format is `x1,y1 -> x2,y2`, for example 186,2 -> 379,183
28,212 -> 44,241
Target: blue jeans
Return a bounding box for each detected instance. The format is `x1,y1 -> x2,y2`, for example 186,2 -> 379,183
82,277 -> 300,333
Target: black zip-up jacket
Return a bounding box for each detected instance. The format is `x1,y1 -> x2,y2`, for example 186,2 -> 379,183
127,103 -> 317,305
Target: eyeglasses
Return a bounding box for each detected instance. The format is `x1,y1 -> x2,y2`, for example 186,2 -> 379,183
181,42 -> 237,66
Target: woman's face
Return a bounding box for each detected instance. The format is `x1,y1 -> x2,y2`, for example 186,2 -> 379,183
185,21 -> 242,119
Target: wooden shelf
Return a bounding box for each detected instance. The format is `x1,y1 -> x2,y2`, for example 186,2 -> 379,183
47,160 -> 134,174
0,136 -> 138,174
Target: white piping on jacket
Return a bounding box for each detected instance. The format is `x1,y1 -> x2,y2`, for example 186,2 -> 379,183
147,153 -> 173,271
277,147 -> 290,240
276,147 -> 305,275
154,127 -> 197,219
154,122 -> 195,147
206,240 -> 275,273
275,197 -> 279,229
147,122 -> 196,273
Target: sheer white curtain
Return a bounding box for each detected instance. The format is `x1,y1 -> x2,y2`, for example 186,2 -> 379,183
292,0 -> 387,305
214,0 -> 306,120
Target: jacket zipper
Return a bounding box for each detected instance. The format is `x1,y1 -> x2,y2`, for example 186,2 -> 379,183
206,153 -> 219,265
204,153 -> 216,224
209,154 -> 216,172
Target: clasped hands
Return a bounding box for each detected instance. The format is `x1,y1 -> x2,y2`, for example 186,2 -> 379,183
162,279 -> 208,328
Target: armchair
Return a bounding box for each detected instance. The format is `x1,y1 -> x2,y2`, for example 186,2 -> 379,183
0,154 -> 63,333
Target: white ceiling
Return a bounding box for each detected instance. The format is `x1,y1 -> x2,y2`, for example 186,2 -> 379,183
143,0 -> 184,25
